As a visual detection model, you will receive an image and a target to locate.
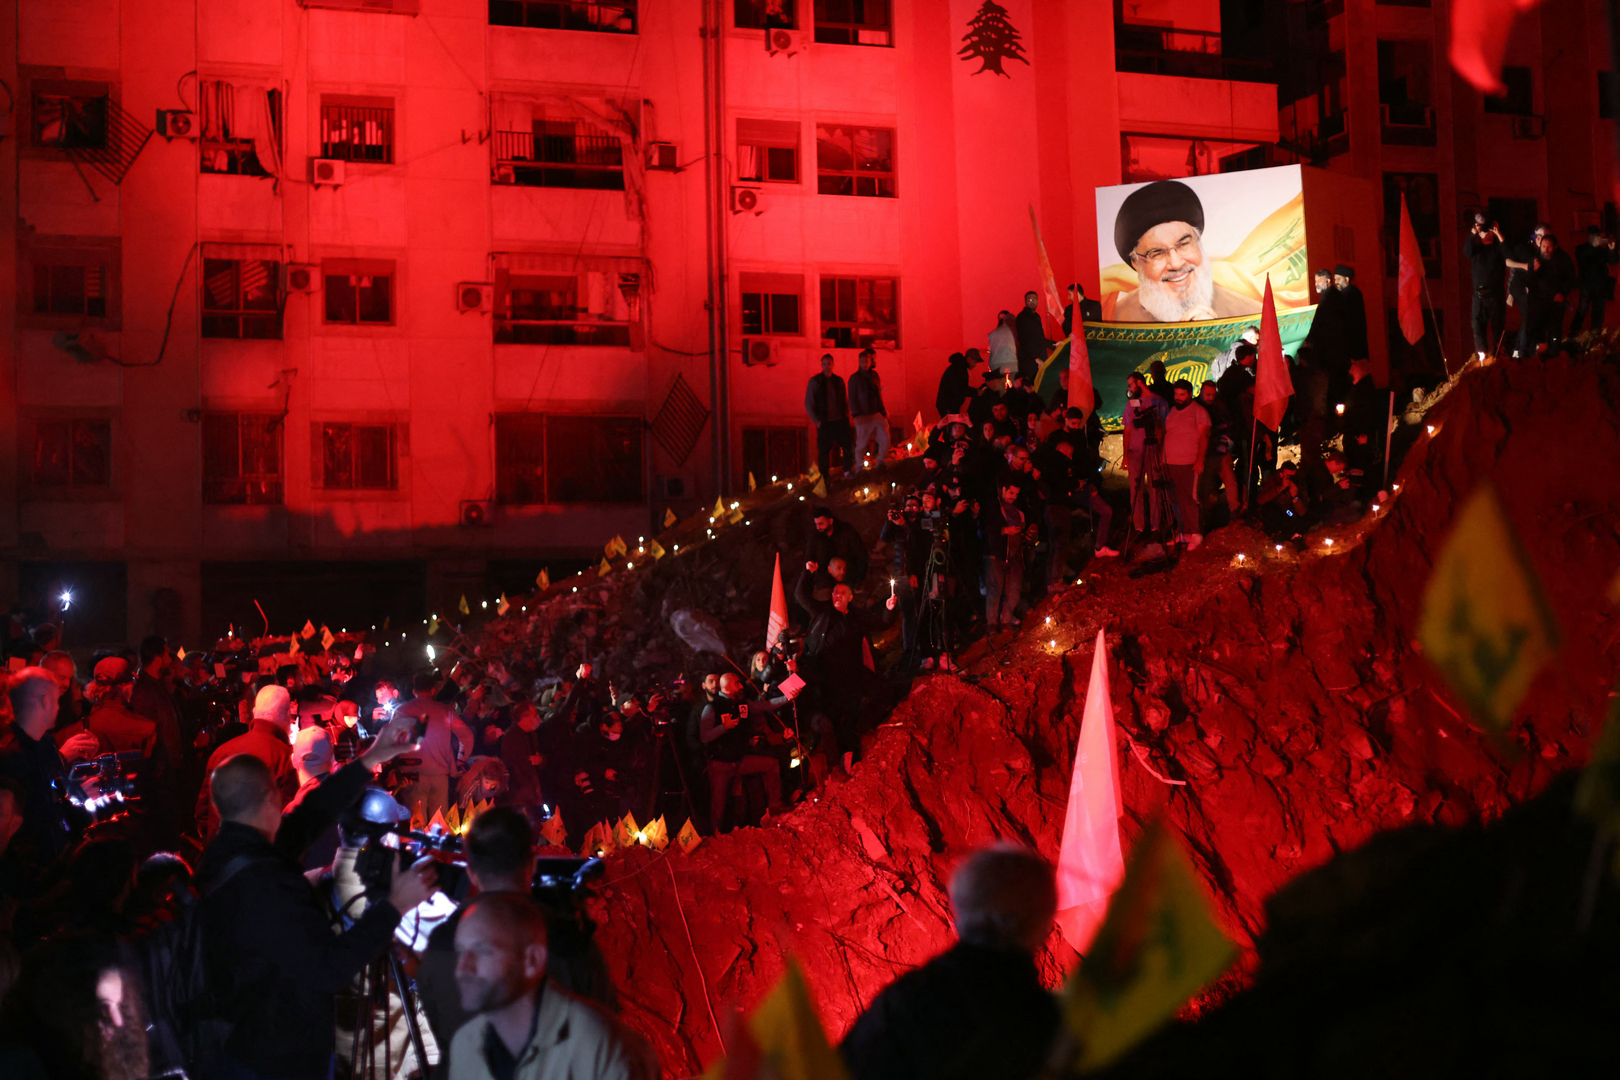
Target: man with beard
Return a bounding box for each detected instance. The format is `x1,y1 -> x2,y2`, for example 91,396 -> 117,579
1013,291 -> 1049,385
1163,380 -> 1211,549
1109,180 -> 1263,322
1333,264 -> 1369,361
448,892 -> 655,1080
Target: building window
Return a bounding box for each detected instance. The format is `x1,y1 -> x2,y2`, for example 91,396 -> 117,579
820,275 -> 897,349
202,412 -> 284,505
737,119 -> 799,183
323,261 -> 395,326
493,116 -> 624,190
33,264 -> 107,318
813,0 -> 891,46
489,0 -> 637,32
1377,40 -> 1435,146
741,426 -> 807,487
320,423 -> 398,491
736,0 -> 795,28
1484,66 -> 1534,116
494,269 -> 634,345
816,124 -> 895,198
203,259 -> 283,339
320,95 -> 394,163
199,81 -> 283,175
32,419 -> 111,489
495,413 -> 643,504
32,84 -> 109,149
740,272 -> 803,335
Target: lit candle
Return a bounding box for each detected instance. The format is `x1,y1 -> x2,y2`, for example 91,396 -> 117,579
889,577 -> 896,599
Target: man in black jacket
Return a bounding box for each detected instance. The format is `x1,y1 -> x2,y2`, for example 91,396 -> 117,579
1571,225 -> 1617,334
805,352 -> 854,478
934,350 -> 980,420
840,845 -> 1061,1080
1526,232 -> 1577,356
199,710 -> 435,1080
806,506 -> 869,584
1014,291 -> 1049,385
699,673 -> 792,833
1464,218 -> 1508,361
794,568 -> 896,772
1061,283 -> 1101,335
848,347 -> 889,471
1333,264 -> 1369,362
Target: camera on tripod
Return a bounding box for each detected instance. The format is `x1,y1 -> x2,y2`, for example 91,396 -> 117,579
344,787 -> 467,899
55,752 -> 145,823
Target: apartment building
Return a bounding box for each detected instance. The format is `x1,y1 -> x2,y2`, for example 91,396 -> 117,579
2,0 -> 1278,646
1276,0 -> 1616,372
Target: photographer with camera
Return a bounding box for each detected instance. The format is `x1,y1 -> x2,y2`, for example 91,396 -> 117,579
198,709 -> 437,1080
0,667 -> 102,872
1465,214 -> 1508,361
1572,224 -> 1618,334
570,710 -> 651,839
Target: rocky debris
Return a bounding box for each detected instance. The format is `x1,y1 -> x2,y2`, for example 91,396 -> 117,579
470,357 -> 1620,1076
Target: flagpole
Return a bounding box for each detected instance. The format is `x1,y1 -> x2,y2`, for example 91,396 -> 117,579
1420,275 -> 1451,376
1383,389 -> 1395,490
1244,414 -> 1259,508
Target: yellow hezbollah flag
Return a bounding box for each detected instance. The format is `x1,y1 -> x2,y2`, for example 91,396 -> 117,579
539,810 -> 567,848
597,557 -> 612,577
1065,818 -> 1235,1072
649,539 -> 667,560
676,818 -> 702,853
410,801 -> 426,831
748,472 -> 758,492
320,626 -> 336,651
458,595 -> 470,615
446,804 -> 462,834
645,815 -> 670,850
805,463 -> 821,483
1418,483 -> 1559,733
427,615 -> 439,636
617,812 -> 641,849
496,594 -> 510,616
537,568 -> 550,590
713,496 -> 726,519
664,507 -> 678,528
606,535 -> 628,558
812,478 -> 828,498
301,620 -> 317,639
728,507 -> 746,525
701,960 -> 849,1080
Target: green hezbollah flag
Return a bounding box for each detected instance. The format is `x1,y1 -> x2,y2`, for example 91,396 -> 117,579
1418,482 -> 1559,734
1035,308 -> 1316,429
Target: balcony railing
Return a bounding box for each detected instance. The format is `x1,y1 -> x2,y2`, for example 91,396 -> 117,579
1115,24 -> 1274,83
1380,102 -> 1436,146
488,0 -> 637,33
492,127 -> 624,190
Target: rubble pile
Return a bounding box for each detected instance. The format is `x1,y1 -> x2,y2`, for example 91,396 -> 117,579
471,356 -> 1620,1075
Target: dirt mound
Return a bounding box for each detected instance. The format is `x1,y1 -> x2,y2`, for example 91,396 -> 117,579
479,357 -> 1620,1075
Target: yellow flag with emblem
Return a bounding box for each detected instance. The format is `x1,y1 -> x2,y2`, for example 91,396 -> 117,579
320,626 -> 336,651
597,557 -> 612,577
301,620 -> 316,639
728,507 -> 745,525
540,810 -> 567,848
288,637 -> 301,657
446,803 -> 463,834
427,615 -> 439,636
649,539 -> 666,560
537,568 -> 550,590
606,535 -> 628,558
617,812 -> 640,849
645,815 -> 670,850
410,801 -> 425,831
1417,483 -> 1559,734
806,463 -> 821,483
496,594 -> 510,616
713,496 -> 726,519
676,818 -> 702,853
1064,817 -> 1236,1072
700,960 -> 849,1080
458,595 -> 470,615
664,507 -> 678,528
748,472 -> 758,492
812,478 -> 828,498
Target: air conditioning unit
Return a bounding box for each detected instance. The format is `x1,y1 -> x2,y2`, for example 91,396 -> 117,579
156,109 -> 195,139
766,28 -> 804,56
741,337 -> 776,366
460,500 -> 491,527
731,186 -> 761,214
284,264 -> 320,293
456,282 -> 493,313
310,158 -> 346,187
645,141 -> 679,171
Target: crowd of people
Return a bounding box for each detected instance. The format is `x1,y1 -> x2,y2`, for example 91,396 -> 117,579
1463,214 -> 1616,362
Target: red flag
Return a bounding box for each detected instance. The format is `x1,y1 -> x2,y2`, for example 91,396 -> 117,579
765,554 -> 789,651
1253,276 -> 1294,433
1055,630 -> 1125,953
1029,204 -> 1066,327
1068,316 -> 1096,423
1396,192 -> 1426,345
1450,0 -> 1541,94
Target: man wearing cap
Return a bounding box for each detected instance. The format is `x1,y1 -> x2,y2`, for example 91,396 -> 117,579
1333,264 -> 1369,362
1109,180 -> 1263,322
934,350 -> 980,420
1163,380 -> 1211,549
195,684 -> 299,841
284,727 -> 341,871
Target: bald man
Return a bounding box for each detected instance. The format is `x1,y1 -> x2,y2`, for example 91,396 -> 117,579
0,667 -> 94,866
195,684 -> 299,841
450,892 -> 656,1080
840,845 -> 1062,1080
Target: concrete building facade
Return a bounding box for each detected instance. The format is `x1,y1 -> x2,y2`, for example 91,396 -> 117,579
3,0 -> 1283,646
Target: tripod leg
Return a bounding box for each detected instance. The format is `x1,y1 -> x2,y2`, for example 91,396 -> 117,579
389,950 -> 431,1080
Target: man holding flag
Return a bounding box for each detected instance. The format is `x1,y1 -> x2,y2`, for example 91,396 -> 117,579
1246,277 -> 1295,498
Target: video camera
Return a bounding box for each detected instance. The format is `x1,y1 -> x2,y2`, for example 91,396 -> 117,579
344,787 -> 468,900
55,751 -> 144,824
531,856 -> 614,1004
